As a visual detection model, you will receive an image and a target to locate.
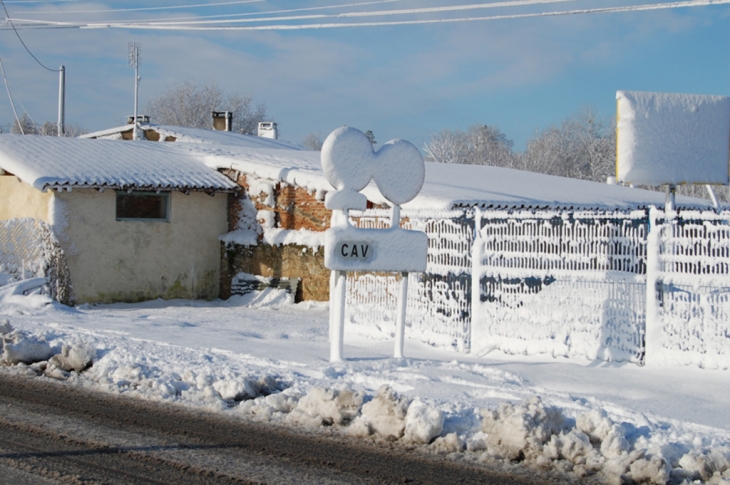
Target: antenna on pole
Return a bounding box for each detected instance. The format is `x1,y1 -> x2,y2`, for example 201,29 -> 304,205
128,42 -> 141,141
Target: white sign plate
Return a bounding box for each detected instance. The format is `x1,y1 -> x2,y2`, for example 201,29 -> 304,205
324,226 -> 428,272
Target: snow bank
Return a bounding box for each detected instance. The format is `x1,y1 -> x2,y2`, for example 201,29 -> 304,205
2,294 -> 730,484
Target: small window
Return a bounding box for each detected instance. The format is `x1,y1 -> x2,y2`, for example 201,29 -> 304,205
116,191 -> 169,221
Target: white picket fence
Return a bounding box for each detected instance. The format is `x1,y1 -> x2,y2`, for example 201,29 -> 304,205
346,207 -> 730,367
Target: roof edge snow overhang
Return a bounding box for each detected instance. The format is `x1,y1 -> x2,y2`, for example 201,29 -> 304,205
41,182 -> 240,195
450,201 -> 713,212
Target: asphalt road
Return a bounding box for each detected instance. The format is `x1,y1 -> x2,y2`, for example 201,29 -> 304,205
0,372 -> 574,485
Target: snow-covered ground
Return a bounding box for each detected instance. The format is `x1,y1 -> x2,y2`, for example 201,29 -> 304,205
1,283 -> 729,485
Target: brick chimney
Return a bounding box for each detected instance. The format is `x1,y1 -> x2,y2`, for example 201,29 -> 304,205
127,115 -> 149,124
212,111 -> 232,132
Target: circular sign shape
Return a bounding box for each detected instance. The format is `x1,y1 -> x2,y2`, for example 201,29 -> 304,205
320,127 -> 425,207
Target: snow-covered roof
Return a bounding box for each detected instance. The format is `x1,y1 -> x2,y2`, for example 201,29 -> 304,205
411,162 -> 709,211
3,131 -> 710,210
81,123 -> 305,151
198,143 -> 708,211
0,135 -> 239,193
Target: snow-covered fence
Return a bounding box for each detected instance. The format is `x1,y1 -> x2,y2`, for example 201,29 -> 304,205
345,207 -> 730,367
0,218 -> 73,304
471,210 -> 648,364
346,210 -> 473,349
648,210 -> 730,368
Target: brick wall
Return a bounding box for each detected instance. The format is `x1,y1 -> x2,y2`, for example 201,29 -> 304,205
221,169 -> 333,301
221,244 -> 328,301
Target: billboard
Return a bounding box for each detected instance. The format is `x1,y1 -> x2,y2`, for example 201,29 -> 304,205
616,91 -> 730,186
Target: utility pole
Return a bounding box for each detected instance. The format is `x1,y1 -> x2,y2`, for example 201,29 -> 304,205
128,42 -> 140,140
57,65 -> 65,137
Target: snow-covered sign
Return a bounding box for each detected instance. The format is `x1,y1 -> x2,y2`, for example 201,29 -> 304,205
616,91 -> 730,186
322,127 -> 428,272
322,126 -> 428,362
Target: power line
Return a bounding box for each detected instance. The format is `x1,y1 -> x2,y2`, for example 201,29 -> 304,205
0,0 -> 59,71
84,0 -> 730,30
14,0 -> 264,15
0,0 -> 594,28
0,57 -> 27,134
13,0 -> 404,25
96,0 -> 584,27
3,0 -> 730,31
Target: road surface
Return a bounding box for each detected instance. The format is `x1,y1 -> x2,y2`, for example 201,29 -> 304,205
0,372 -> 579,484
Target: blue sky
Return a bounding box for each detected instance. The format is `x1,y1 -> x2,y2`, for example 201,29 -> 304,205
0,0 -> 728,151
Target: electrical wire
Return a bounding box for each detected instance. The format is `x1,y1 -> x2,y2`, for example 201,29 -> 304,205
14,0 -> 264,15
3,0 -> 729,31
13,0 -> 404,25
86,0 -> 585,27
0,57 -> 26,134
115,0 -> 730,30
0,0 -> 59,71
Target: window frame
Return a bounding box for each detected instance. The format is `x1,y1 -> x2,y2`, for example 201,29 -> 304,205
115,190 -> 171,222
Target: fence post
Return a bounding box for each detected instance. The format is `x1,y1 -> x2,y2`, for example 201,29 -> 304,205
644,206 -> 662,366
470,207 -> 483,353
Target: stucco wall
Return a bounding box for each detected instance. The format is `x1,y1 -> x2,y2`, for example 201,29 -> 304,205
0,176 -> 53,223
56,189 -> 227,304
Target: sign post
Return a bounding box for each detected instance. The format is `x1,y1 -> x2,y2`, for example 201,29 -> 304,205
321,127 -> 427,362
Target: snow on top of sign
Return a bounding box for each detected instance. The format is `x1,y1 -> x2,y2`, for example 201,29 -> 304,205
0,134 -> 238,192
321,127 -> 425,208
616,91 -> 730,186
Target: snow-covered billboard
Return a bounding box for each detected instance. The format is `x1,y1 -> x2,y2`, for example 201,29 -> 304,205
616,91 -> 730,186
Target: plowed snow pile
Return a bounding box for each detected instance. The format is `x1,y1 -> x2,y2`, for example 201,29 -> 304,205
2,289 -> 730,484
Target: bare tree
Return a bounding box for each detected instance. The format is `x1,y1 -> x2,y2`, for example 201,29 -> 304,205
9,115 -> 84,137
521,106 -> 615,182
146,80 -> 268,135
302,132 -> 324,151
11,114 -> 38,135
424,124 -> 517,167
423,129 -> 470,164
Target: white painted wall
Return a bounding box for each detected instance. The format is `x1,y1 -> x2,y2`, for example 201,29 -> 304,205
0,176 -> 53,223
55,189 -> 227,303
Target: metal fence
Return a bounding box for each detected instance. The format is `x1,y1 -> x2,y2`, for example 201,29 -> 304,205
345,207 -> 730,368
0,218 -> 73,304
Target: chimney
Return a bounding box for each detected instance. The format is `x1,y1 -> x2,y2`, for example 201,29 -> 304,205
212,111 -> 232,132
127,115 -> 149,124
258,122 -> 278,140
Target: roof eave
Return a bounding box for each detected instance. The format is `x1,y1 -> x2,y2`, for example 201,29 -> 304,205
41,182 -> 240,194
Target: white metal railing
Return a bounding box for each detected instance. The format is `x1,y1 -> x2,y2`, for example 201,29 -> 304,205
345,207 -> 730,368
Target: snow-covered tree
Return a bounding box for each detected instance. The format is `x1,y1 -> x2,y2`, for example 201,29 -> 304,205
424,124 -> 517,167
11,114 -> 38,135
9,115 -> 84,137
302,132 -> 324,151
145,80 -> 268,135
521,106 -> 615,182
